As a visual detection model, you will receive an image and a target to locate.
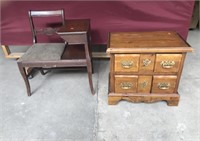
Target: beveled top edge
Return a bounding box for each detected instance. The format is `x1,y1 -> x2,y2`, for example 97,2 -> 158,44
108,31 -> 190,48
106,47 -> 194,54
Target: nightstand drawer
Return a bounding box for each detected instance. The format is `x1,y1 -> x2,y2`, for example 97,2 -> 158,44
115,54 -> 140,73
138,76 -> 152,93
152,75 -> 177,93
154,54 -> 182,73
115,75 -> 138,93
139,54 -> 155,72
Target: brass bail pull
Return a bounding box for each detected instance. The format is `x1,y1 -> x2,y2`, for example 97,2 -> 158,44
158,82 -> 170,89
121,60 -> 134,69
120,82 -> 133,90
161,61 -> 175,69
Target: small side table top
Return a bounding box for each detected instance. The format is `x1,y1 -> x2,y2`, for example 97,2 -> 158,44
57,19 -> 90,34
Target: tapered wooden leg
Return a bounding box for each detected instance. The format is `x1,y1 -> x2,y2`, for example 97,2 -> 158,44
17,62 -> 31,96
85,43 -> 95,95
86,58 -> 95,94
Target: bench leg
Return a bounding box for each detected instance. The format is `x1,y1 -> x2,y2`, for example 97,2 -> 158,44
17,62 -> 31,96
85,43 -> 95,95
87,62 -> 95,95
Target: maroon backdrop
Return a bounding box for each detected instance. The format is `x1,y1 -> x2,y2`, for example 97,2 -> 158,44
0,1 -> 194,45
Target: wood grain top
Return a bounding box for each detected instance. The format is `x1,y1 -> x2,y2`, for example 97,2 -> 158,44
107,31 -> 193,53
57,19 -> 90,34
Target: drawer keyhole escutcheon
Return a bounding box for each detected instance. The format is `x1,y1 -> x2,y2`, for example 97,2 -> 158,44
120,82 -> 133,90
160,61 -> 175,69
140,81 -> 148,88
143,59 -> 151,66
121,60 -> 134,69
158,82 -> 170,89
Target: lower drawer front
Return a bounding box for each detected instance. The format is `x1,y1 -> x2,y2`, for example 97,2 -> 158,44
152,75 -> 177,94
138,76 -> 152,93
115,75 -> 138,93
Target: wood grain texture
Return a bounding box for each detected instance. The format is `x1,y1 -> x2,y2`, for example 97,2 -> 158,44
154,54 -> 182,73
108,93 -> 180,106
138,75 -> 152,93
114,75 -> 138,93
107,31 -> 192,106
114,54 -> 140,73
139,54 -> 155,72
152,75 -> 177,93
109,31 -> 190,48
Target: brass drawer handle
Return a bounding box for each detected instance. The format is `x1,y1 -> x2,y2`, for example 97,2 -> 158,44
143,59 -> 151,66
121,60 -> 134,69
140,81 -> 148,88
160,61 -> 175,69
120,82 -> 133,90
158,82 -> 170,90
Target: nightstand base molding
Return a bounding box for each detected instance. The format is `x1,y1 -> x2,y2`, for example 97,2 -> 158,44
108,93 -> 180,106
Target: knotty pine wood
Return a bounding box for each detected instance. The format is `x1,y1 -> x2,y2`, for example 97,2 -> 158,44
107,31 -> 193,106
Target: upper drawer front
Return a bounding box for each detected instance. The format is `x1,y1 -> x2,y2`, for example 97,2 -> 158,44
152,75 -> 177,94
115,54 -> 140,73
115,75 -> 138,93
139,54 -> 155,72
154,54 -> 182,73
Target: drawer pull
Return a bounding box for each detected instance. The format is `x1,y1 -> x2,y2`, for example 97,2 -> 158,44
140,81 -> 148,88
121,60 -> 134,69
160,61 -> 175,69
143,59 -> 151,66
120,82 -> 133,90
158,82 -> 170,90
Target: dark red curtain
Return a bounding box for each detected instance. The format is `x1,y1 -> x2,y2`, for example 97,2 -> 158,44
0,1 -> 194,45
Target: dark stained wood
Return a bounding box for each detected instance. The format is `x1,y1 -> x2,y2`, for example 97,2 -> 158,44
61,44 -> 86,59
107,31 -> 193,106
57,19 -> 94,95
57,19 -> 89,33
18,14 -> 94,96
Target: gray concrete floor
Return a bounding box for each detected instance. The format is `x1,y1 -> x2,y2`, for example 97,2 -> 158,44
0,30 -> 199,141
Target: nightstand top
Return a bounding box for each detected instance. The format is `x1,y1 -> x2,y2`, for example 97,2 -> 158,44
107,31 -> 193,53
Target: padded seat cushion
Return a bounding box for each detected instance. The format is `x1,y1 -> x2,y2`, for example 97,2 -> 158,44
18,43 -> 65,62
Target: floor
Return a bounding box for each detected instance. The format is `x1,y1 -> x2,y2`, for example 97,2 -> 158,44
0,30 -> 199,141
